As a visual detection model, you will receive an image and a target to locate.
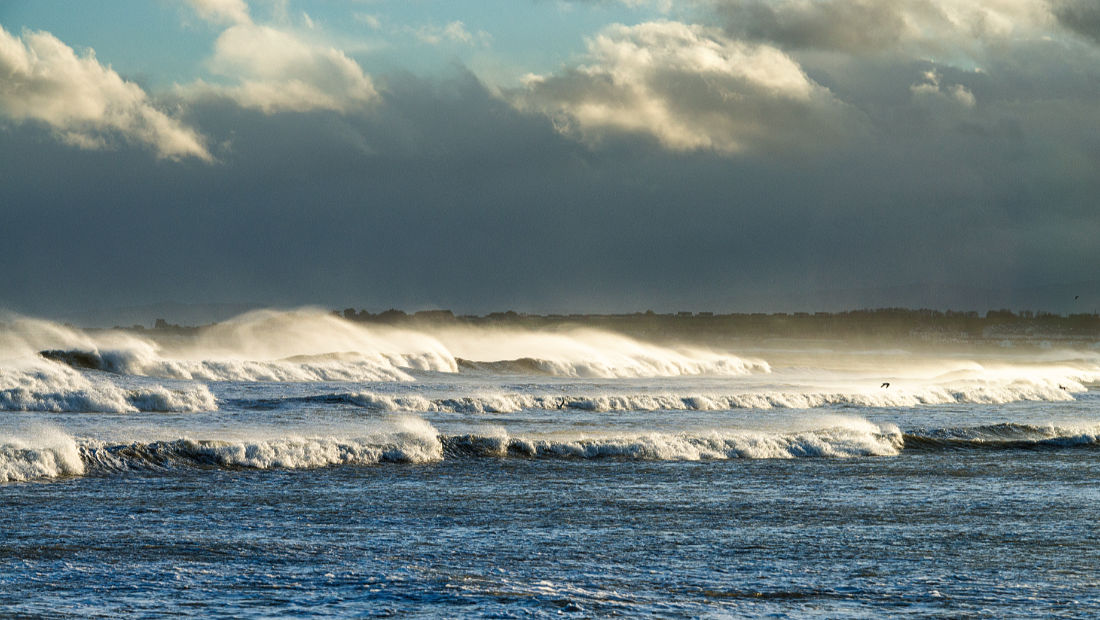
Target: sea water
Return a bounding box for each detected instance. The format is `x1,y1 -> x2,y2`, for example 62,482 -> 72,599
2,310 -> 1100,617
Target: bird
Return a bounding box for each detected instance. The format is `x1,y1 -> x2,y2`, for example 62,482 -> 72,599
881,382 -> 890,389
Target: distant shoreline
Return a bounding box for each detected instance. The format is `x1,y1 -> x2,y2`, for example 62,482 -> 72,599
100,307 -> 1100,348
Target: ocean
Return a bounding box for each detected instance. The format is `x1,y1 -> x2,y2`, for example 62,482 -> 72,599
3,309 -> 1099,617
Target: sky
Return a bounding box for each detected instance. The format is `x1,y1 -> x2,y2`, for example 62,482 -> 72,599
1,0 -> 1099,320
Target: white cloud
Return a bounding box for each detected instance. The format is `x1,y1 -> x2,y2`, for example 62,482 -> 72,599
444,21 -> 474,44
412,21 -> 491,47
910,70 -> 977,108
182,2 -> 377,114
516,20 -> 849,153
185,0 -> 251,26
355,13 -> 383,30
0,25 -> 210,161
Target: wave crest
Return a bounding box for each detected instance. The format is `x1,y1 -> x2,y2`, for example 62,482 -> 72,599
444,424 -> 903,460
230,379 -> 1085,415
904,423 -> 1100,451
0,428 -> 84,482
1,364 -> 216,413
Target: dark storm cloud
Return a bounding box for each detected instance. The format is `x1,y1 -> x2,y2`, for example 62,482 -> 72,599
3,58 -> 1100,319
6,0 -> 1100,320
713,0 -> 915,52
1052,0 -> 1100,44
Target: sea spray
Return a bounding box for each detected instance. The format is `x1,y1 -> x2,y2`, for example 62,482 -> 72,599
0,362 -> 216,413
0,425 -> 84,482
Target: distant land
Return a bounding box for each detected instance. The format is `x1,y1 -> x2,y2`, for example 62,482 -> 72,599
44,280 -> 1100,330
108,307 -> 1100,349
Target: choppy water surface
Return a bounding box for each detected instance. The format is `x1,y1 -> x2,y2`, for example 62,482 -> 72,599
3,310 -> 1100,617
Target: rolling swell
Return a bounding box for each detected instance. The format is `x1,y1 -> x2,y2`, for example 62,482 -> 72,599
457,357 -> 555,375
7,422 -> 1100,483
38,348 -> 428,382
1,364 -> 216,413
441,426 -> 904,460
81,435 -> 442,472
455,354 -> 768,378
2,422 -> 900,482
38,347 -> 766,382
901,423 -> 1100,452
228,381 -> 1084,414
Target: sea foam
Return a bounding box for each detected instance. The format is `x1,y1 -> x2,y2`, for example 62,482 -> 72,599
0,363 -> 216,413
0,427 -> 84,482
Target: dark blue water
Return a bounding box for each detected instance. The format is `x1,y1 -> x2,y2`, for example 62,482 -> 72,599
5,313 -> 1100,616
4,450 -> 1099,617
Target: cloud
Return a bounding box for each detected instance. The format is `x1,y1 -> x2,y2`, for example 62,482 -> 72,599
910,69 -> 976,108
355,14 -> 383,30
713,0 -> 1055,53
514,20 -> 851,153
192,23 -> 378,113
3,66 -> 1100,316
0,25 -> 210,161
698,0 -> 1100,160
409,21 -> 491,47
181,2 -> 378,114
1052,0 -> 1100,44
185,0 -> 251,26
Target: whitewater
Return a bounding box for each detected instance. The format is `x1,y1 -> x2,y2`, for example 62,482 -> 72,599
3,308 -> 1100,617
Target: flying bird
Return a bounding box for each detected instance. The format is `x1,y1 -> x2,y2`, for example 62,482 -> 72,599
881,382 -> 890,389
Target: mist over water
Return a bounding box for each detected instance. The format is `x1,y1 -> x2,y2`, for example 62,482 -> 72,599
4,307 -> 1100,616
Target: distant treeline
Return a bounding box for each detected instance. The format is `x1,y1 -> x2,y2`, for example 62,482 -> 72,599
322,307 -> 1100,344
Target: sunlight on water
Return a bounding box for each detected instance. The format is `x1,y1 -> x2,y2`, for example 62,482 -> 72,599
3,309 -> 1100,616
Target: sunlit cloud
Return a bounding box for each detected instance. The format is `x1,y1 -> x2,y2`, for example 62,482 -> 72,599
386,20 -> 490,48
0,25 -> 211,161
515,20 -> 850,153
910,70 -> 976,108
181,0 -> 377,114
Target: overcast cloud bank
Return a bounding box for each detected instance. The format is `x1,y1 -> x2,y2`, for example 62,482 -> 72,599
1,0 -> 1098,316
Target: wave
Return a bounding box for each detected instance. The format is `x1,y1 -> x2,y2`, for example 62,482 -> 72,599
39,346 -> 765,382
903,423 -> 1100,451
82,419 -> 442,472
16,309 -> 768,382
442,424 -> 904,460
455,353 -> 767,379
0,363 -> 216,413
0,427 -> 84,482
2,419 -> 898,483
7,420 -> 1100,483
229,379 -> 1086,415
39,348 -> 435,382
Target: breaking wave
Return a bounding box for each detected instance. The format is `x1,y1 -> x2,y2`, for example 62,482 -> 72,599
83,420 -> 443,472
442,422 -> 904,460
0,364 -> 216,413
2,419 -> 899,483
0,427 -> 84,482
39,348 -> 435,382
8,419 -> 1100,483
19,309 -> 768,382
230,378 -> 1086,415
38,346 -> 766,382
903,423 -> 1100,451
453,353 -> 767,378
